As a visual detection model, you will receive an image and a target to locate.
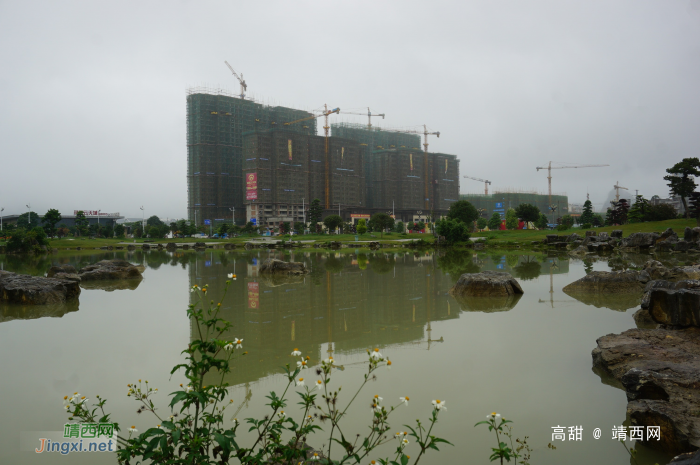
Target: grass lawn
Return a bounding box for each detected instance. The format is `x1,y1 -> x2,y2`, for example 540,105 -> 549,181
472,218 -> 698,244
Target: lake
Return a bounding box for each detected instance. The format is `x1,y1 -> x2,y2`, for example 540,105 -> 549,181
0,248 -> 679,464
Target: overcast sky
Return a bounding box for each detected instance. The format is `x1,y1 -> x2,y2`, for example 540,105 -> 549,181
1,0 -> 699,219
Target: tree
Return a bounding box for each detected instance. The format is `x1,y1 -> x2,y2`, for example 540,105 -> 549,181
309,199 -> 323,229
505,208 -> 518,230
42,208 -> 62,237
75,211 -> 89,236
57,223 -> 69,238
435,218 -> 470,243
476,217 -> 487,230
535,213 -> 548,229
394,221 -> 405,233
608,200 -> 630,225
294,222 -> 305,235
446,200 -> 478,228
357,218 -> 367,235
147,215 -> 165,228
560,215 -> 574,228
323,215 -> 343,234
647,203 -> 678,222
592,214 -> 604,227
664,158 -> 700,218
6,227 -> 49,253
368,213 -> 394,238
114,224 -> 125,238
627,195 -> 650,223
580,200 -> 594,225
514,203 -> 540,224
16,211 -> 40,230
487,213 -> 502,230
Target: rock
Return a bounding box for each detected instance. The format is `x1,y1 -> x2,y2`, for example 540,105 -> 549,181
592,327 -> 700,454
669,450 -> 700,464
675,241 -> 691,252
611,230 -> 623,238
449,271 -> 524,297
621,232 -> 661,249
684,227 -> 700,243
659,228 -> 680,243
598,231 -> 610,240
259,259 -> 308,275
127,245 -> 136,250
585,230 -> 598,237
587,242 -> 613,253
562,270 -> 644,294
329,241 -> 342,249
224,243 -> 235,250
0,271 -> 81,305
633,308 -> 659,329
656,241 -> 676,253
545,234 -> 559,244
643,260 -> 700,281
648,286 -> 700,327
566,233 -> 582,243
141,244 -> 150,250
46,265 -> 77,277
569,246 -> 589,256
474,242 -> 485,251
555,242 -> 568,250
368,241 -> 380,250
78,259 -> 144,281
451,294 -> 522,313
194,242 -> 206,249
165,243 -> 177,250
0,299 -> 79,323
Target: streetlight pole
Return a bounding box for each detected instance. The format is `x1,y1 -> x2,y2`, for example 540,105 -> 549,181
302,198 -> 305,233
26,203 -> 31,227
0,207 -> 3,232
140,206 -> 145,235
229,207 -> 234,236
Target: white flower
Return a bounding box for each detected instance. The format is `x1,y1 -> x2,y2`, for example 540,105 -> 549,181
185,385 -> 194,393
432,399 -> 446,410
190,288 -> 195,293
234,338 -> 243,349
227,273 -> 234,279
278,410 -> 286,418
224,342 -> 234,351
399,396 -> 409,406
64,405 -> 70,410
129,426 -> 138,433
169,415 -> 174,420
291,348 -> 302,357
373,395 -> 383,404
310,452 -> 320,461
386,359 -> 392,370
297,359 -> 309,369
372,403 -> 383,413
370,348 -> 383,361
401,438 -> 410,446
323,356 -> 335,365
486,412 -> 501,422
296,378 -> 305,387
315,380 -> 323,390
395,432 -> 408,439
232,418 -> 239,426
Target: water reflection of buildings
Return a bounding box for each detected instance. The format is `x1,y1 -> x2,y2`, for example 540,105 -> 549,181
188,251 -> 457,386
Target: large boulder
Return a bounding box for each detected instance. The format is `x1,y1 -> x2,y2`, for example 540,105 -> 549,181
648,286 -> 700,327
621,232 -> 661,248
611,230 -> 623,238
592,327 -> 700,454
562,270 -> 644,294
78,260 -> 143,281
643,260 -> 700,281
684,227 -> 700,243
449,271 -> 524,297
0,270 -> 81,305
658,228 -> 679,243
259,259 -> 308,275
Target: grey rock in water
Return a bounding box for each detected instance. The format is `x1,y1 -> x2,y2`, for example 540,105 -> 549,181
566,233 -> 582,243
0,270 -> 81,305
659,228 -> 680,243
259,259 -> 308,275
675,241 -> 692,252
449,271 -> 524,297
592,327 -> 700,454
78,260 -> 144,281
562,270 -> 644,294
46,265 -> 77,277
165,243 -> 177,250
632,308 -> 659,329
621,232 -> 661,248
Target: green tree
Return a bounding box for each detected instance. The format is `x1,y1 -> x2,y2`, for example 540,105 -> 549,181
57,223 -> 69,238
308,199 -> 323,229
368,213 -> 394,238
147,215 -> 165,228
394,221 -> 405,233
560,215 -> 574,228
294,222 -> 305,235
357,218 -> 367,235
323,215 -> 343,234
281,222 -> 290,234
580,200 -> 594,225
435,218 -> 470,243
664,157 -> 700,219
447,200 -> 479,228
114,224 -> 125,238
604,208 -> 614,226
592,213 -> 604,227
42,208 -> 62,237
476,217 -> 487,229
16,212 -> 40,229
535,213 -> 548,229
627,195 -> 650,223
514,203 -> 540,224
505,208 -> 518,230
647,203 -> 678,222
6,227 -> 49,253
75,211 -> 89,236
487,212 -> 502,230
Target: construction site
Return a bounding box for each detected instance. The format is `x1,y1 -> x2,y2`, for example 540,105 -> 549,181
187,68 -> 462,228
459,190 -> 569,221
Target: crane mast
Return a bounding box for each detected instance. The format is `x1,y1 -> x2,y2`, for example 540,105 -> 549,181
224,60 -> 247,99
613,181 -> 629,203
535,162 -> 610,222
341,108 -> 385,131
463,175 -> 492,195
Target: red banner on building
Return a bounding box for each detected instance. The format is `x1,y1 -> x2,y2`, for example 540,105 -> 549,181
246,172 -> 257,200
247,282 -> 259,309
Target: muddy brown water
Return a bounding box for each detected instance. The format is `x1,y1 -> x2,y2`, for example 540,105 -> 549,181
1,249 -> 690,464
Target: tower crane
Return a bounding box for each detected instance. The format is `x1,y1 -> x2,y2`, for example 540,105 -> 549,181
535,162 -> 609,221
463,176 -> 492,195
224,61 -> 247,99
285,105 -> 341,209
386,125 -> 441,209
340,108 -> 385,130
613,181 -> 629,203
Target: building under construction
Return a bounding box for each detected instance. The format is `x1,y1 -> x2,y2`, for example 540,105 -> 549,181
242,129 -> 365,228
187,88 -> 315,226
459,191 -> 569,220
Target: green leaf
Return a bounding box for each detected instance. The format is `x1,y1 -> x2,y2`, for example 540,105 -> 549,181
400,454 -> 409,465
169,391 -> 187,409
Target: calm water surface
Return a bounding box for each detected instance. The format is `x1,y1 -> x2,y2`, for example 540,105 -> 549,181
0,248 -> 683,465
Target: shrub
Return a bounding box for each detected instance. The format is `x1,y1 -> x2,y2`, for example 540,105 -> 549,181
556,224 -> 570,231
580,223 -> 592,230
6,227 -> 49,253
436,218 -> 470,243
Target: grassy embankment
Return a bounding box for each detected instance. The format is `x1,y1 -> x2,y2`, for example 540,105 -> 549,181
472,218 -> 698,245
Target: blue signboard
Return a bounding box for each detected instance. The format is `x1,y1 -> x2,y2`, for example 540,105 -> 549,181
204,219 -> 211,225
497,264 -> 505,269
252,258 -> 257,265
495,202 -> 504,209
205,261 -> 211,267
251,218 -> 257,225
